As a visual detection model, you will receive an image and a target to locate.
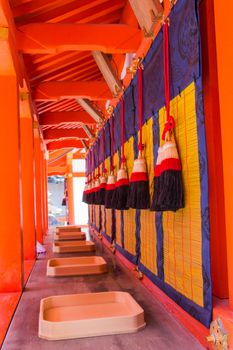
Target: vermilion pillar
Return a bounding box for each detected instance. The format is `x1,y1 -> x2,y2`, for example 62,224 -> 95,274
41,153 -> 48,234
41,156 -> 48,233
200,0 -> 228,298
0,75 -> 23,292
34,128 -> 44,243
40,150 -> 46,235
44,158 -> 48,231
214,0 -> 233,306
20,96 -> 36,261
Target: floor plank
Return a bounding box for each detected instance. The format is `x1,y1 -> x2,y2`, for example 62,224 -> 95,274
2,228 -> 204,350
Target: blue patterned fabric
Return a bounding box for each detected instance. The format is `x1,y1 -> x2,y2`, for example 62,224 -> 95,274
88,0 -> 212,327
195,76 -> 212,321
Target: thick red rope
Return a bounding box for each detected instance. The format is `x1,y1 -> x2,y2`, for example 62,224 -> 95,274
163,21 -> 170,121
88,150 -> 91,182
97,138 -> 100,177
162,19 -> 175,140
138,66 -> 143,151
110,117 -> 114,172
121,98 -> 126,164
102,126 -> 106,173
91,148 -> 94,180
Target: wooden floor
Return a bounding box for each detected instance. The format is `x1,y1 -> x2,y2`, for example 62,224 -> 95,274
2,228 -> 204,350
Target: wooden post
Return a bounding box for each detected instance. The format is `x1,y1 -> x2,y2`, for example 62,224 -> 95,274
200,0 -> 228,298
0,75 -> 23,292
34,129 -> 44,243
20,97 -> 36,261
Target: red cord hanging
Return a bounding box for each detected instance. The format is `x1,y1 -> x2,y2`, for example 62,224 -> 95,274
121,98 -> 126,164
162,19 -> 175,140
138,66 -> 143,151
97,137 -> 100,178
110,117 -> 114,172
91,148 -> 94,180
102,126 -> 106,173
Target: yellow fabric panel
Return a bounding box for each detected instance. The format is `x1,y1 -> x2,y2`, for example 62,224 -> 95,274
140,117 -> 155,201
115,210 -> 122,246
113,151 -> 119,173
90,205 -> 93,225
124,136 -> 135,178
123,209 -> 136,256
160,82 -> 203,307
95,205 -> 99,229
140,210 -> 157,275
101,205 -> 105,232
105,208 -> 112,237
105,156 -> 111,174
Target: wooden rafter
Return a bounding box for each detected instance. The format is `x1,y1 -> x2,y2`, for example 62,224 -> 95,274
128,0 -> 163,36
16,23 -> 142,54
33,81 -> 111,101
82,125 -> 94,138
76,98 -> 103,123
46,139 -> 84,151
39,111 -> 97,126
29,54 -> 95,82
92,51 -> 122,96
43,128 -> 89,141
13,0 -> 123,23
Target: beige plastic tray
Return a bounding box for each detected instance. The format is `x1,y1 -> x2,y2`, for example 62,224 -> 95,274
56,225 -> 81,233
47,256 -> 108,277
52,240 -> 95,253
38,291 -> 146,340
54,231 -> 86,241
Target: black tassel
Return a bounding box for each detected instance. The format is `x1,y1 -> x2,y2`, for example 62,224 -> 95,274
97,187 -> 106,205
127,181 -> 150,209
82,192 -> 87,203
151,170 -> 184,212
105,189 -> 115,209
88,190 -> 94,205
112,185 -> 129,210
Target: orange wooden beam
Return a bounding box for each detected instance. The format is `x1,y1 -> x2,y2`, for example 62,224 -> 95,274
13,0 -> 114,23
40,111 -> 97,126
41,64 -> 99,85
46,139 -> 84,151
12,0 -> 67,17
37,99 -> 77,114
48,166 -> 67,176
48,156 -> 67,167
28,52 -> 89,76
30,55 -> 96,84
51,0 -> 124,25
33,81 -> 112,101
43,128 -> 89,141
16,23 -> 142,54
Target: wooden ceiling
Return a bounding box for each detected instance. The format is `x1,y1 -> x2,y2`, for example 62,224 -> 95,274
9,0 -> 165,164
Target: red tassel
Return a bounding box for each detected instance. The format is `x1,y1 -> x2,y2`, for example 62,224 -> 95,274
127,67 -> 150,209
151,20 -> 184,212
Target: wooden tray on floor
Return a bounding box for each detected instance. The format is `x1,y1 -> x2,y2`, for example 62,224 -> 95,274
54,231 -> 86,241
47,256 -> 108,277
56,225 -> 81,233
38,291 -> 146,340
52,240 -> 95,254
